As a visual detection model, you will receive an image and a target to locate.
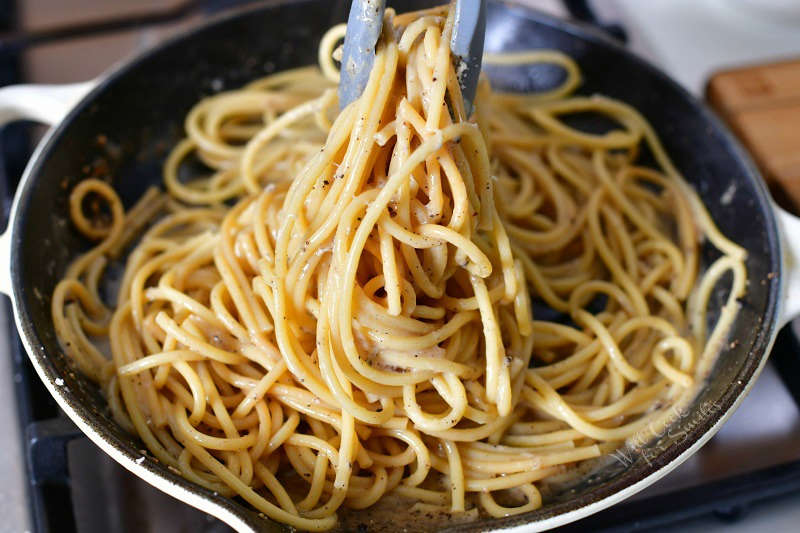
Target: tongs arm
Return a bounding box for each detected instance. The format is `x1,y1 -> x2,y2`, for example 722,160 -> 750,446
338,0 -> 386,110
450,0 -> 487,117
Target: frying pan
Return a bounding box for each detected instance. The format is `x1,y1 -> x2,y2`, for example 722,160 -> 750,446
0,1 -> 798,531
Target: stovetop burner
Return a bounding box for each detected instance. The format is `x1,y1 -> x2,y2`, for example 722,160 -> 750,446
2,1 -> 800,532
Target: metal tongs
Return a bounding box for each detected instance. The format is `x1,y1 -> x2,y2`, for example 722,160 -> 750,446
338,0 -> 487,116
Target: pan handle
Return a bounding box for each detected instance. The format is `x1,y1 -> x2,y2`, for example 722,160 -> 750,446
0,81 -> 96,296
0,81 -> 95,127
776,205 -> 800,326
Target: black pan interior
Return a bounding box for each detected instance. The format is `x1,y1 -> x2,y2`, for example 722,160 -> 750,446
9,1 -> 781,530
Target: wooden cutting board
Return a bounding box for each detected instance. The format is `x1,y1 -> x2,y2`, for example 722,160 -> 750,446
707,58 -> 800,211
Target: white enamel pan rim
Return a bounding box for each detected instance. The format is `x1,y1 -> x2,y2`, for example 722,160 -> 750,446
0,2 -> 798,531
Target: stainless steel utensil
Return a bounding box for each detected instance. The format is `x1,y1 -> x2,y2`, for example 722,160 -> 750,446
338,0 -> 486,114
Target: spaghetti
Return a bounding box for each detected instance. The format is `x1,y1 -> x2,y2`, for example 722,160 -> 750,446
52,5 -> 747,531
